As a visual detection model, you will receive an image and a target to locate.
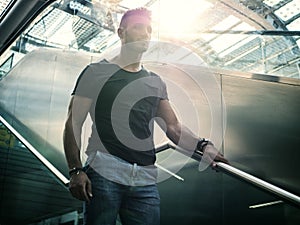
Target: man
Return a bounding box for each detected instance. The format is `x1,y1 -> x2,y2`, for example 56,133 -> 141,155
63,8 -> 228,225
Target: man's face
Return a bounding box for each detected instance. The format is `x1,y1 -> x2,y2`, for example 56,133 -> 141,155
119,15 -> 152,52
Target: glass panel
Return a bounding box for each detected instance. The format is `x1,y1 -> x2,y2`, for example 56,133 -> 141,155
287,17 -> 300,31
0,52 -> 13,79
274,1 -> 300,21
263,0 -> 282,7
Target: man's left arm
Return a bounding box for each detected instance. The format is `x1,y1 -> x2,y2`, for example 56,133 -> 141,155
156,99 -> 229,166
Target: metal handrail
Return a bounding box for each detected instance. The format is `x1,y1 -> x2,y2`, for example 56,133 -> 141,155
1,114 -> 299,207
216,162 -> 300,208
155,142 -> 300,208
0,115 -> 69,185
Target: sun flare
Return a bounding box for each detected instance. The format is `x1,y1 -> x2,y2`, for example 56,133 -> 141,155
151,0 -> 213,36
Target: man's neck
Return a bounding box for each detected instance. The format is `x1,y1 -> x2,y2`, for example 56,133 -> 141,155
110,48 -> 144,72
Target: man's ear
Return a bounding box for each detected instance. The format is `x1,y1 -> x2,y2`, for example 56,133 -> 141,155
117,27 -> 124,39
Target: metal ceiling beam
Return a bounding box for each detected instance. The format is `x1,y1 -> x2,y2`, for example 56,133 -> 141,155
0,0 -> 56,55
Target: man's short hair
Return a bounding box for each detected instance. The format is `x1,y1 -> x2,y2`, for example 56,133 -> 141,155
119,7 -> 152,28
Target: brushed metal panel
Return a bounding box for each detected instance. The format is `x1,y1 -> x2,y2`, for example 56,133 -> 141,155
222,74 -> 300,196
0,48 -> 99,176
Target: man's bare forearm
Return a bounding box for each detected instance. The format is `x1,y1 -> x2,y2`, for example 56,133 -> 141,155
166,122 -> 199,152
63,96 -> 92,170
63,117 -> 83,169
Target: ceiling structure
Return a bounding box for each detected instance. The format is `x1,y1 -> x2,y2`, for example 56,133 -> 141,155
0,0 -> 300,78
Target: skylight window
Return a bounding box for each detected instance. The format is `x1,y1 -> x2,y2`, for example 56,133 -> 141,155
198,15 -> 241,46
213,15 -> 241,31
204,19 -> 255,54
263,0 -> 282,7
274,0 -> 300,21
287,17 -> 300,30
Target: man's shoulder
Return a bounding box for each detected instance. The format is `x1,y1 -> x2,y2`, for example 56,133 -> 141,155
142,68 -> 160,78
147,70 -> 166,85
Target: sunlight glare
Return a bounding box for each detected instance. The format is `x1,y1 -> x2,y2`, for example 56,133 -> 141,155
152,0 -> 213,36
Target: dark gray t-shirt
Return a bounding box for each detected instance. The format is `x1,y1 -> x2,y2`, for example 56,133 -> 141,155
72,59 -> 168,166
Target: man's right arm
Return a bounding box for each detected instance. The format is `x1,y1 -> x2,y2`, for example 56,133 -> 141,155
63,95 -> 93,201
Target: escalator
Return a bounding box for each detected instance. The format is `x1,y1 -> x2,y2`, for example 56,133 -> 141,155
0,48 -> 300,224
1,114 -> 300,225
0,119 -> 82,225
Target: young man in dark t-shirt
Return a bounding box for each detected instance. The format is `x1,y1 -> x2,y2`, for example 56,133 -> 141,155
63,7 -> 228,225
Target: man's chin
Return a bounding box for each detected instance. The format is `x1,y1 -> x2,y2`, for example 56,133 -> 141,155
125,41 -> 149,53
132,44 -> 149,53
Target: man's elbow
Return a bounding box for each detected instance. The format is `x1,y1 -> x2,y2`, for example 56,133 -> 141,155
166,123 -> 181,144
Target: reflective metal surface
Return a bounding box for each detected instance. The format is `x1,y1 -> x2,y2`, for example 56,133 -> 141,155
0,48 -> 100,176
221,72 -> 300,196
0,115 -> 69,185
0,48 -> 300,224
157,142 -> 300,207
1,47 -> 300,190
0,120 -> 82,224
217,162 -> 300,207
